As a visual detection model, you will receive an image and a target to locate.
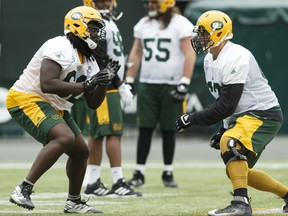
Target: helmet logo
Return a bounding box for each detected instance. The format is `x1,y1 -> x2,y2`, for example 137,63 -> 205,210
211,21 -> 223,30
71,12 -> 82,20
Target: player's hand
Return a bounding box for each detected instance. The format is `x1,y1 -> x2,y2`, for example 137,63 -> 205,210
171,83 -> 188,102
210,127 -> 226,150
83,59 -> 120,92
176,113 -> 192,132
118,83 -> 134,108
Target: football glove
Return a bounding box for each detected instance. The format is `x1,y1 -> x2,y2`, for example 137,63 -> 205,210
209,127 -> 226,150
171,83 -> 188,102
118,83 -> 134,108
83,59 -> 120,92
176,113 -> 192,132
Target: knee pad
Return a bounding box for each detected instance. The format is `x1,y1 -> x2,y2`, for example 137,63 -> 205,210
221,139 -> 247,165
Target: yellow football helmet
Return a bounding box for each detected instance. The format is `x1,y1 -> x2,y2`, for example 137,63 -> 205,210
64,6 -> 105,49
158,0 -> 175,13
191,10 -> 233,54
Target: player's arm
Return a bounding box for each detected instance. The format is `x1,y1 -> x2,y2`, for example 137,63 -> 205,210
83,85 -> 107,109
171,36 -> 196,102
176,84 -> 244,131
189,84 -> 244,125
40,59 -> 85,96
125,38 -> 142,84
180,36 -> 196,80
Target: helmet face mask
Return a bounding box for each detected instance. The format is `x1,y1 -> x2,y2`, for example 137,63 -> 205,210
87,21 -> 106,44
191,10 -> 233,54
64,6 -> 106,49
191,26 -> 212,54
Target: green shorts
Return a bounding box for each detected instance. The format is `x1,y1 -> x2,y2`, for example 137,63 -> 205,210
6,89 -> 80,145
70,96 -> 90,135
224,112 -> 282,168
87,90 -> 123,139
137,83 -> 186,130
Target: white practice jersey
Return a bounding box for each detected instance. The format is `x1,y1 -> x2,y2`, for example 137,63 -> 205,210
134,14 -> 196,85
12,36 -> 100,111
104,19 -> 125,80
204,41 -> 279,126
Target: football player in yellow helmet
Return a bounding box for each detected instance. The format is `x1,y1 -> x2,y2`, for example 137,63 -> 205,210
177,10 -> 288,216
7,5 -> 120,213
191,10 -> 233,54
72,0 -> 140,198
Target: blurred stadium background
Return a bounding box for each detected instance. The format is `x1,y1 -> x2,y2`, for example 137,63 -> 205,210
0,0 -> 287,138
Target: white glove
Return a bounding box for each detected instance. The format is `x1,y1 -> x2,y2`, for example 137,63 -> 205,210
118,83 -> 134,108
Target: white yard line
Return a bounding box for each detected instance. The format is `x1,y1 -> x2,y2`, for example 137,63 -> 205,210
1,161 -> 288,169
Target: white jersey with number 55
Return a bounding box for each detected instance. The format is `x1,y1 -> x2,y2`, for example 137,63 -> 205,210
134,14 -> 195,85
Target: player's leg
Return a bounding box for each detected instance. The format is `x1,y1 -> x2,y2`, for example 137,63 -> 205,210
63,111 -> 102,213
128,83 -> 158,187
159,84 -> 184,188
208,114 -> 284,216
84,95 -> 109,197
7,91 -> 75,210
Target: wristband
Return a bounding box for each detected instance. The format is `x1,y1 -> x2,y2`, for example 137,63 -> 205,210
180,77 -> 191,85
126,76 -> 135,83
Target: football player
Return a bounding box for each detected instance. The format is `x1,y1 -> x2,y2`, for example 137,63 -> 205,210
126,0 -> 196,188
6,6 -> 120,213
78,0 -> 140,197
176,10 -> 288,216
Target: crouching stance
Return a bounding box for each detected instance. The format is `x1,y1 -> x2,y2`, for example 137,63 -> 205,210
6,6 -> 120,214
176,10 -> 288,216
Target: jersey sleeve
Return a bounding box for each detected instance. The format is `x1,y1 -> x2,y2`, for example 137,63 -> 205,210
42,37 -> 73,70
133,17 -> 149,39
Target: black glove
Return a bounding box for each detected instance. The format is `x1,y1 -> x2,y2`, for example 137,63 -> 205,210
210,127 -> 226,150
83,59 -> 121,92
171,83 -> 189,102
175,113 -> 192,132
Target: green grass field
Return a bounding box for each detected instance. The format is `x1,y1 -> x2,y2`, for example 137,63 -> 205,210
1,160 -> 287,216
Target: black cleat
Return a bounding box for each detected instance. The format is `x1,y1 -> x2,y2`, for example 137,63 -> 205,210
162,171 -> 178,188
127,170 -> 145,187
84,178 -> 111,197
111,178 -> 142,197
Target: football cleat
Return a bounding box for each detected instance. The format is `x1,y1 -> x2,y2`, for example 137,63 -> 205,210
84,179 -> 111,197
9,184 -> 35,210
208,198 -> 252,216
111,178 -> 142,197
127,170 -> 145,187
162,171 -> 178,188
64,199 -> 103,214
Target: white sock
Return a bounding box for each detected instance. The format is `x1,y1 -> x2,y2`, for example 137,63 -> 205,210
87,165 -> 101,184
135,164 -> 146,175
111,167 -> 123,184
164,165 -> 173,172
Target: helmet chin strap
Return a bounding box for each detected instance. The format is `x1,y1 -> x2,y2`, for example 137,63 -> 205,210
84,37 -> 97,50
